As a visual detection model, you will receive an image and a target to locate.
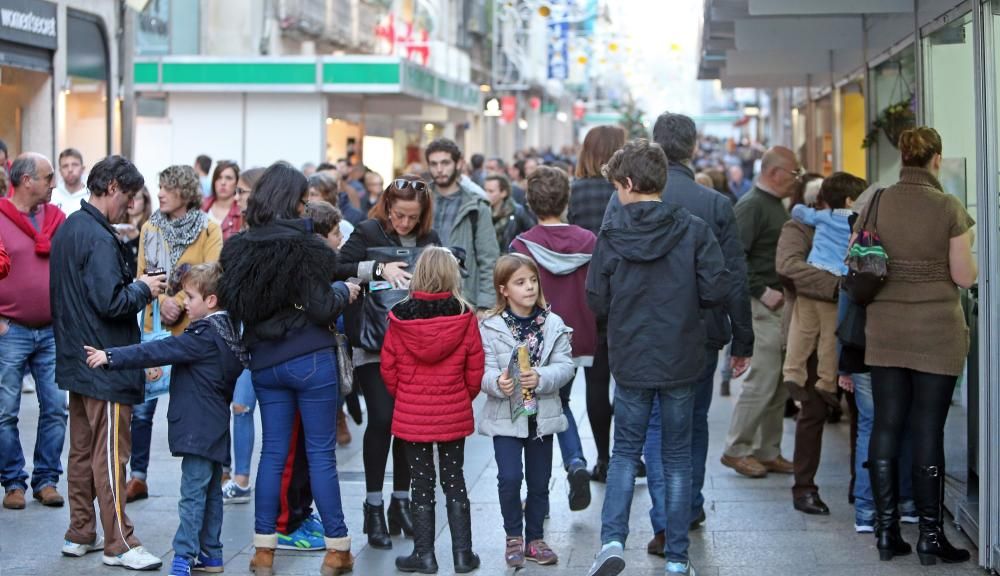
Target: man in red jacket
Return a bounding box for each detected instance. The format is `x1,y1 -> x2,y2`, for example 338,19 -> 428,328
511,165 -> 596,513
0,153 -> 66,510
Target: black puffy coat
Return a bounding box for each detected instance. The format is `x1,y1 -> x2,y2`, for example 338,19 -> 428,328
51,202 -> 152,405
218,218 -> 351,370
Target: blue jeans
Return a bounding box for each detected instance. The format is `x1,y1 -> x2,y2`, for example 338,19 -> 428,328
173,455 -> 224,562
252,349 -> 346,538
494,423 -> 553,542
556,378 -> 586,471
231,370 -> 257,477
601,383 -> 695,564
129,397 -> 158,480
851,373 -> 916,524
0,323 -> 66,492
645,348 -> 718,535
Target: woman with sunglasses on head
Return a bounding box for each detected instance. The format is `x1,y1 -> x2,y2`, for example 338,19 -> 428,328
336,176 -> 440,550
202,160 -> 242,241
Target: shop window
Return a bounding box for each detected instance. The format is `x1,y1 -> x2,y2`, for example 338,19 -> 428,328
135,0 -> 199,56
65,10 -> 110,163
869,48 -> 916,187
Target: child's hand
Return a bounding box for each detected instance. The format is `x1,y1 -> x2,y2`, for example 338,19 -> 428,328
498,369 -> 515,396
344,282 -> 361,303
520,369 -> 539,391
83,346 -> 108,369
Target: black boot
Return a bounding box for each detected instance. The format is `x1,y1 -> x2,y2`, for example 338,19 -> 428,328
869,459 -> 911,561
388,496 -> 416,538
363,501 -> 392,549
915,465 -> 971,565
446,500 -> 480,573
396,503 -> 438,573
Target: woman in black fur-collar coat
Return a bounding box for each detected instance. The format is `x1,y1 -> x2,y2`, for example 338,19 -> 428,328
217,162 -> 360,575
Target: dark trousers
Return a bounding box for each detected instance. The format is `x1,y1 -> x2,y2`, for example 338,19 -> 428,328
357,364 -> 410,494
584,327 -> 612,463
494,425 -> 553,542
406,440 -> 467,506
869,367 -> 956,469
792,354 -> 827,498
276,412 -> 312,535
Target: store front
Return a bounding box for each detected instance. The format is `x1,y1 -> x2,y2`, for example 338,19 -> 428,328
0,0 -> 116,162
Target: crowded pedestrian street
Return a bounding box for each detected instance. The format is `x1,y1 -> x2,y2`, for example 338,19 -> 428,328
2,369 -> 980,576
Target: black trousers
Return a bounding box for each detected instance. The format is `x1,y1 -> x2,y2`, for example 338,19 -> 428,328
405,440 -> 467,506
869,366 -> 957,471
584,327 -> 612,463
358,363 -> 410,494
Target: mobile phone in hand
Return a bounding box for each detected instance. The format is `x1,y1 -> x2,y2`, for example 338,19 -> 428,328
146,268 -> 167,277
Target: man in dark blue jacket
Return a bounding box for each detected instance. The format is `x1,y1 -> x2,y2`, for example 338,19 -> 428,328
586,139 -> 729,576
84,262 -> 246,576
602,113 -> 754,555
50,156 -> 167,570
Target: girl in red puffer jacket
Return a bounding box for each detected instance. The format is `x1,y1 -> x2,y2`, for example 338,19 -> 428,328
381,247 -> 485,575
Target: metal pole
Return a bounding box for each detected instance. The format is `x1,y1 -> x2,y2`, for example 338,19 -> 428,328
120,1 -> 137,159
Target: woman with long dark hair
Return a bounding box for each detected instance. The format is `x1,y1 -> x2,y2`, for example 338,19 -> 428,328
862,127 -> 976,565
202,160 -> 242,241
217,161 -> 360,575
566,124 -> 625,481
336,177 -> 440,549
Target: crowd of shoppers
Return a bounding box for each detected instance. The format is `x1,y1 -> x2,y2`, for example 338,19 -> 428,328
0,117 -> 977,576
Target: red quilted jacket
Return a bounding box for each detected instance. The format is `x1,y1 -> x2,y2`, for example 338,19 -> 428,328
381,293 -> 485,442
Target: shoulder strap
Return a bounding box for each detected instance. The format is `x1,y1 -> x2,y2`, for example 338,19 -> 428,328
862,188 -> 884,232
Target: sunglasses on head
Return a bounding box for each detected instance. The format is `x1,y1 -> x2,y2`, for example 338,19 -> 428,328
393,179 -> 428,192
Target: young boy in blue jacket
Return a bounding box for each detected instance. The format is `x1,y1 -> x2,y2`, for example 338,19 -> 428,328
85,262 -> 247,576
585,139 -> 729,576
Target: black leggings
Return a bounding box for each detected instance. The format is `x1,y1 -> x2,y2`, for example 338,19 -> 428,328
358,363 -> 410,494
406,440 -> 467,506
585,328 -> 612,463
869,366 -> 957,471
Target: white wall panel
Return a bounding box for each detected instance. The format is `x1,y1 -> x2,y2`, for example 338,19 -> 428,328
166,93 -> 245,168
245,93 -> 324,168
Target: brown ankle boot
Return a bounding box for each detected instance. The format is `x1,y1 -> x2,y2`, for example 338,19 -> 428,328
322,536 -> 353,576
250,534 -> 277,576
336,409 -> 352,446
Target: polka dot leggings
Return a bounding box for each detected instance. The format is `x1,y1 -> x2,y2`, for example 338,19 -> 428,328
405,440 -> 468,506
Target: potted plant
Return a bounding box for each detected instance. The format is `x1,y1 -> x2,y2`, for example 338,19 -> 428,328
863,96 -> 916,149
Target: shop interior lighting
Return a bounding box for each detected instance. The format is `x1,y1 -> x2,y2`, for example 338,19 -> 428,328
556,111 -> 568,123
484,98 -> 502,117
423,123 -> 435,132
325,117 -> 333,125
743,106 -> 761,117
479,84 -> 492,93
518,118 -> 529,130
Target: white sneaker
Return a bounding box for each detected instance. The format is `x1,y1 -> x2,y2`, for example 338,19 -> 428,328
221,479 -> 252,504
854,523 -> 875,533
102,546 -> 163,570
22,374 -> 35,394
901,514 -> 919,524
62,536 -> 105,557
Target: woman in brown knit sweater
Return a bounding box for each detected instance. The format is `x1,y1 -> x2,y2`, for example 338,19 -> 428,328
860,127 -> 977,566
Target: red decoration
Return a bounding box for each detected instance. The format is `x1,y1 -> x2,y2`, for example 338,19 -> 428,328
501,96 -> 518,123
573,100 -> 586,121
529,96 -> 541,110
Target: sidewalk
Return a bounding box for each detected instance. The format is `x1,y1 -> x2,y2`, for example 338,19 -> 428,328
0,368 -> 982,575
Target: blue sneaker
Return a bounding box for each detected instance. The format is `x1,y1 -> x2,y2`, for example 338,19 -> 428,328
169,556 -> 192,576
277,524 -> 325,551
192,551 -> 224,573
666,560 -> 696,575
302,513 -> 324,538
221,480 -> 252,504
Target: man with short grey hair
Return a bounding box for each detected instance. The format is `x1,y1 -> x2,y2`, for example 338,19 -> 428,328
721,146 -> 801,479
0,153 -> 67,511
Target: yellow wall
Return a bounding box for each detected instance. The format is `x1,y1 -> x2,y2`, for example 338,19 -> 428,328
841,90 -> 867,178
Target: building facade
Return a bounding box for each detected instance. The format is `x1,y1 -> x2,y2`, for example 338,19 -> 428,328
700,0 -> 1000,571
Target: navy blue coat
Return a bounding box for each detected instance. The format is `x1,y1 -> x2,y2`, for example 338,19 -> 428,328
105,316 -> 244,463
602,162 -> 754,357
588,201 -> 729,389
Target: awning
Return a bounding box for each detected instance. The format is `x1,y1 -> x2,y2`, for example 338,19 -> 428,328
698,0 -> 916,88
134,55 -> 481,113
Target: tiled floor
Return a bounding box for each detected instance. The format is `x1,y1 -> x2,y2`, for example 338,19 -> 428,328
0,368 -> 986,575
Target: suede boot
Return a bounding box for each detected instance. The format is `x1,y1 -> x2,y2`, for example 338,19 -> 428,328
250,533 -> 277,576
322,536 -> 354,576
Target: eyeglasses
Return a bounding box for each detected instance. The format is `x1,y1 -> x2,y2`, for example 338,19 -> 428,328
393,179 -> 428,193
781,167 -> 805,180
